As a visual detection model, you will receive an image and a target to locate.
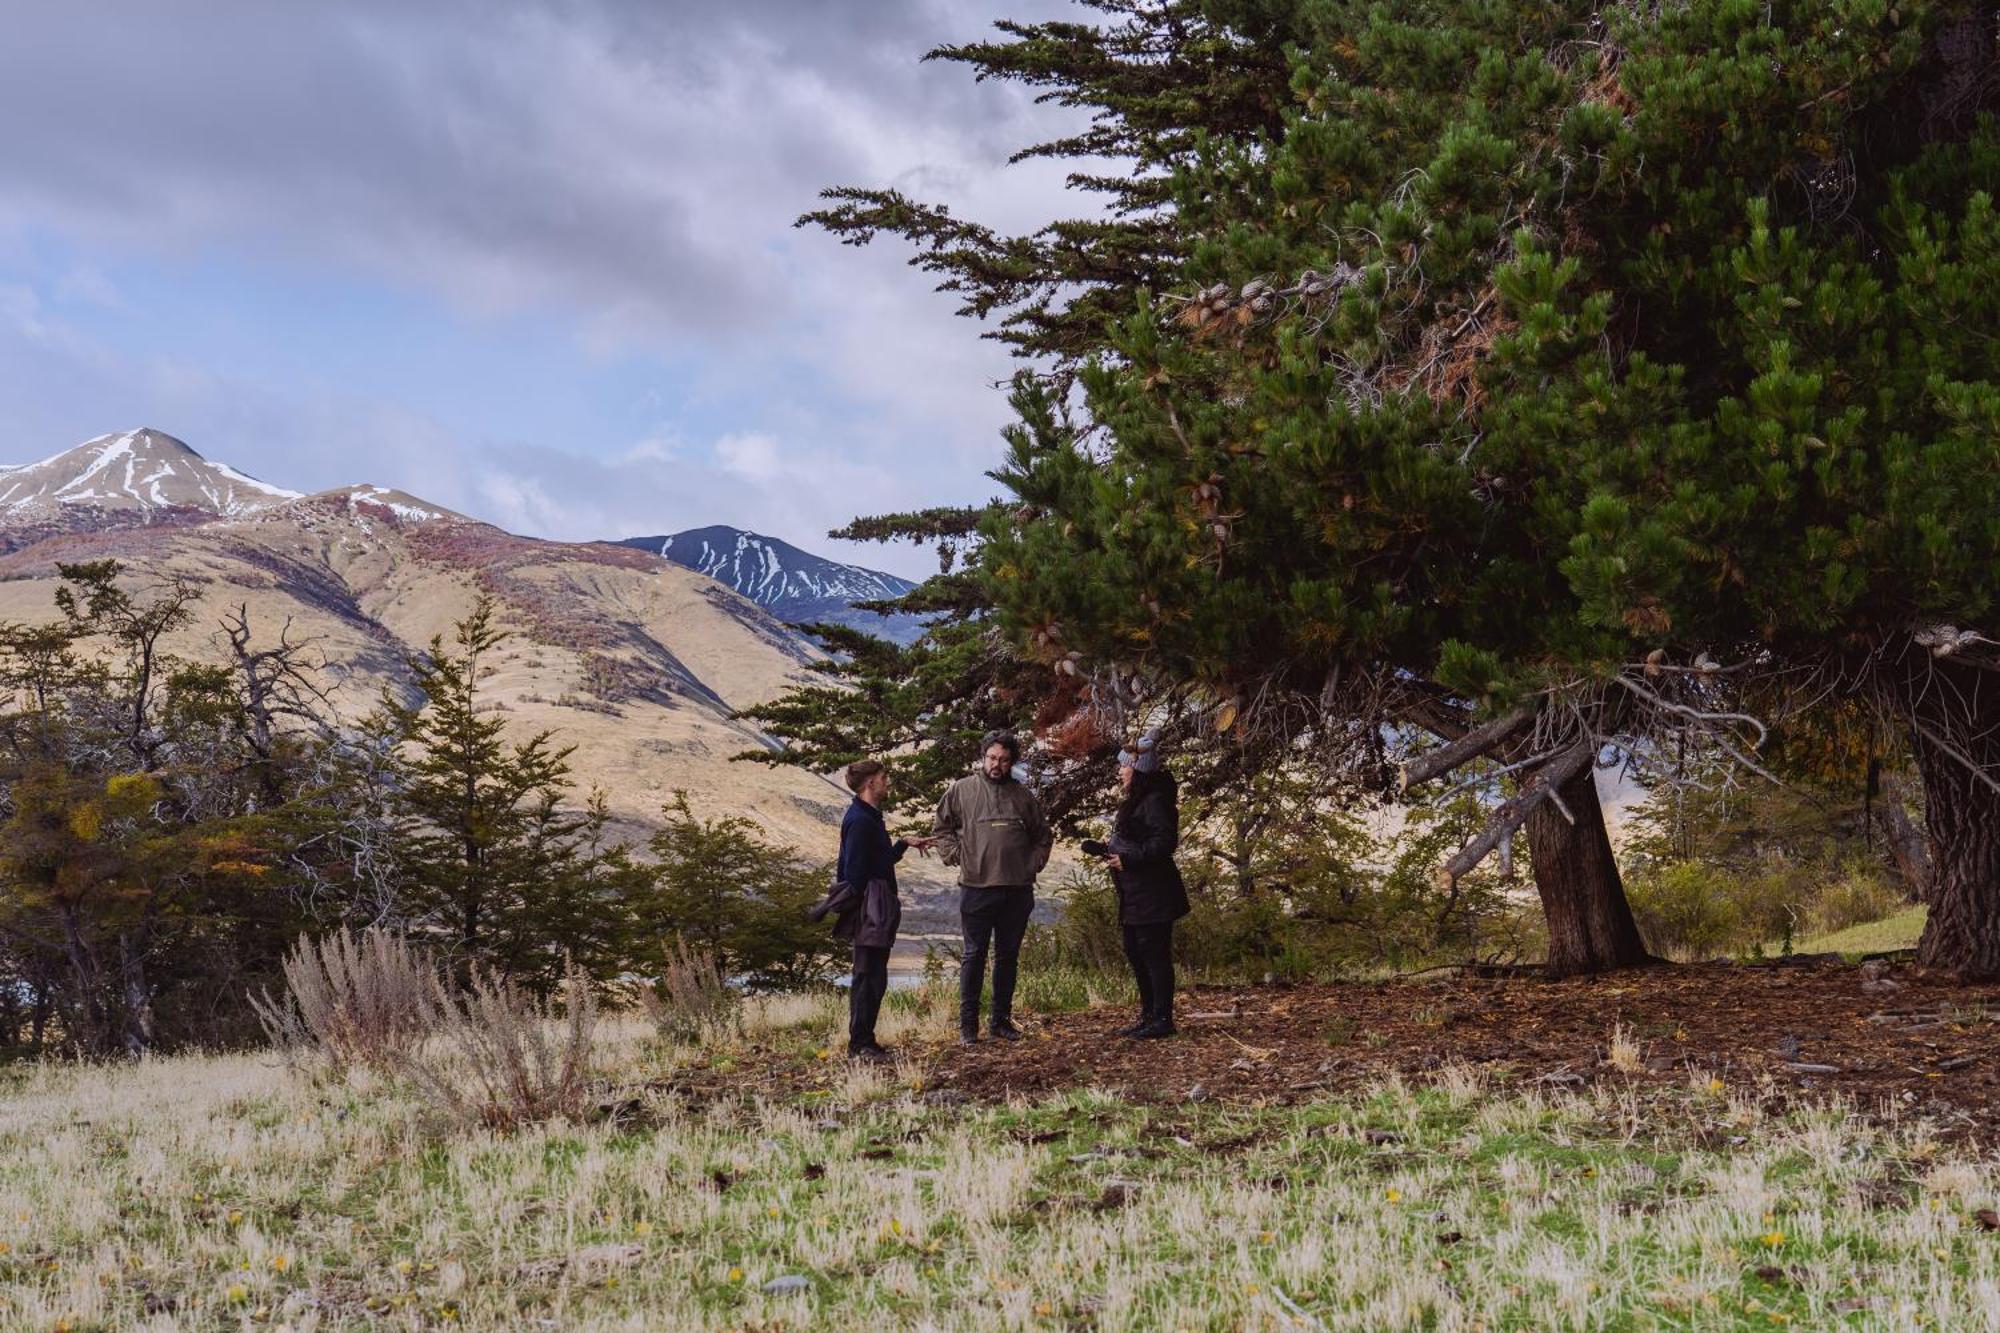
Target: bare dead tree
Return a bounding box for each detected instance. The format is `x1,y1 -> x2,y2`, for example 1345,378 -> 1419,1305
216,604 -> 336,808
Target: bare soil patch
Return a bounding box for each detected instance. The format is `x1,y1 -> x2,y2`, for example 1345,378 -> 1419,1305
936,957 -> 2000,1138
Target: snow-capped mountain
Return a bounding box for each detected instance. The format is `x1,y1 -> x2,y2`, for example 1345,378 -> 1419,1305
617,525 -> 925,643
0,429 -> 885,871
0,428 -> 299,519
296,484 -> 463,525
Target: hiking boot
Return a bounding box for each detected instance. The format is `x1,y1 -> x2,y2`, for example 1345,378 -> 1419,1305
989,1020 -> 1024,1041
1134,1019 -> 1176,1040
849,1043 -> 893,1062
958,1028 -> 980,1046
1114,1015 -> 1151,1038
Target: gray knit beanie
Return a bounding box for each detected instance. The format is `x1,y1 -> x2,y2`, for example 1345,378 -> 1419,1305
1117,729 -> 1162,774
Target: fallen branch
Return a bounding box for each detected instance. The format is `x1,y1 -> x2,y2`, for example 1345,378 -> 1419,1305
1270,1286 -> 1328,1332
1221,1031 -> 1276,1060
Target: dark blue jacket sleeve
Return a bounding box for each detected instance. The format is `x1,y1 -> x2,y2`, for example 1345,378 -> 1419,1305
837,812 -> 861,886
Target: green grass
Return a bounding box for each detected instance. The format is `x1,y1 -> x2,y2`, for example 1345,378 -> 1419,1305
1795,905 -> 1927,956
2,993 -> 1996,1328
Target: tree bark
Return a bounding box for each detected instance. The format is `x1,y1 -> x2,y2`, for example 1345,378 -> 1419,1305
1878,771 -> 1932,902
1527,764 -> 1653,977
118,929 -> 154,1058
1909,688 -> 2000,976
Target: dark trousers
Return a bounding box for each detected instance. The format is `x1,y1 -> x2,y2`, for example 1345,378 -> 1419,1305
848,945 -> 890,1051
959,886 -> 1034,1032
1122,922 -> 1176,1022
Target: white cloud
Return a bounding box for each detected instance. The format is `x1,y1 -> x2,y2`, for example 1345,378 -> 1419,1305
0,0 -> 1098,578
53,265 -> 122,309
0,283 -> 105,361
714,432 -> 783,484
619,436 -> 678,465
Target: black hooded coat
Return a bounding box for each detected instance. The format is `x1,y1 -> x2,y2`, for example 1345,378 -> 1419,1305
1107,772 -> 1189,926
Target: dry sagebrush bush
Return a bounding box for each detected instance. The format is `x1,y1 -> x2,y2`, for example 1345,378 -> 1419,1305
251,926 -> 440,1073
635,936 -> 738,1044
397,960 -> 599,1131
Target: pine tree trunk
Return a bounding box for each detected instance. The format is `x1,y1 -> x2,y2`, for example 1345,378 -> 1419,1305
1527,765 -> 1652,977
28,981 -> 49,1050
1910,706 -> 2000,977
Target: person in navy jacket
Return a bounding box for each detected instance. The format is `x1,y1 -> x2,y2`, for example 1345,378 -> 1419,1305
837,759 -> 935,1060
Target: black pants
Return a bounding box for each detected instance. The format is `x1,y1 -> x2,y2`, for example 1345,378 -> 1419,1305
848,945 -> 890,1051
1122,922 -> 1175,1023
959,887 -> 1034,1032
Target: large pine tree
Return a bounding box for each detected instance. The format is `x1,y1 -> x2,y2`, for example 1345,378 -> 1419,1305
976,1 -> 2000,973
786,0 -> 1656,971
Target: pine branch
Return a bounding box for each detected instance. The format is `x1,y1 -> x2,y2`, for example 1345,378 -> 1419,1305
1436,744 -> 1596,888
1397,708 -> 1535,792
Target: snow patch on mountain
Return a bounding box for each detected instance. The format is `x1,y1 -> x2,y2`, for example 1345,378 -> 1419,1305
0,429 -> 300,519
297,484 -> 459,525
617,525 -> 925,644
661,527 -> 913,605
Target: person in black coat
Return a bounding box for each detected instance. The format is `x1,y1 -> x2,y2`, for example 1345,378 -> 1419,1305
1084,731 -> 1189,1039
834,759 -> 935,1060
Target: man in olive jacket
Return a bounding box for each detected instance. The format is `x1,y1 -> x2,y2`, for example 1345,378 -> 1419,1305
933,730 -> 1052,1043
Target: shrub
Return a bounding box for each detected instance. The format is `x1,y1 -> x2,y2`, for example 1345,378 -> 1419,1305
1807,863 -> 1907,939
398,960 -> 598,1131
636,936 -> 737,1044
1042,870 -> 1126,973
1626,855 -> 1908,960
1015,957 -> 1100,1014
1625,862 -> 1748,962
639,793 -> 843,991
250,928 -> 439,1073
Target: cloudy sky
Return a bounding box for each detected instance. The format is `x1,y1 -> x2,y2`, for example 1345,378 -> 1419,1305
0,1 -> 1089,577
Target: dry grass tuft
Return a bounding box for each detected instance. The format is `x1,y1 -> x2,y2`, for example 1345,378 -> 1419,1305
1606,1022 -> 1645,1074
636,936 -> 739,1044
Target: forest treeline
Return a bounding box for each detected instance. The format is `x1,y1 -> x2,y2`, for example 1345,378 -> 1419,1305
0,564 -> 840,1057
0,556 -> 1910,1058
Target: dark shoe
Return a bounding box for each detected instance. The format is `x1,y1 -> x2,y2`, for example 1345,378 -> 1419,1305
958,1029 -> 980,1046
989,1020 -> 1024,1041
849,1043 -> 893,1062
1115,1015 -> 1150,1038
1134,1020 -> 1176,1040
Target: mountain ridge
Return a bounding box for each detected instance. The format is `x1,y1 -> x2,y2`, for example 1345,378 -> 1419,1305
620,524 -> 925,644
0,430 -> 908,868
0,427 -> 300,518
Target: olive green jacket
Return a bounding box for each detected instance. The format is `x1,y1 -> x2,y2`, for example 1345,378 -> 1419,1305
932,772 -> 1053,888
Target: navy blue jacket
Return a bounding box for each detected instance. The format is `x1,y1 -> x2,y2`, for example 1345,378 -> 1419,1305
832,798 -> 907,949
838,798 -> 908,891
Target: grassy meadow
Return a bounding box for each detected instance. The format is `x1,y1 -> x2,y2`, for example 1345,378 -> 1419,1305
1794,908 -> 1929,959
4,980 -> 2000,1331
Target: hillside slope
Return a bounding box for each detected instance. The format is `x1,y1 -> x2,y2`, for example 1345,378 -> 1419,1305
0,436 -> 863,854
